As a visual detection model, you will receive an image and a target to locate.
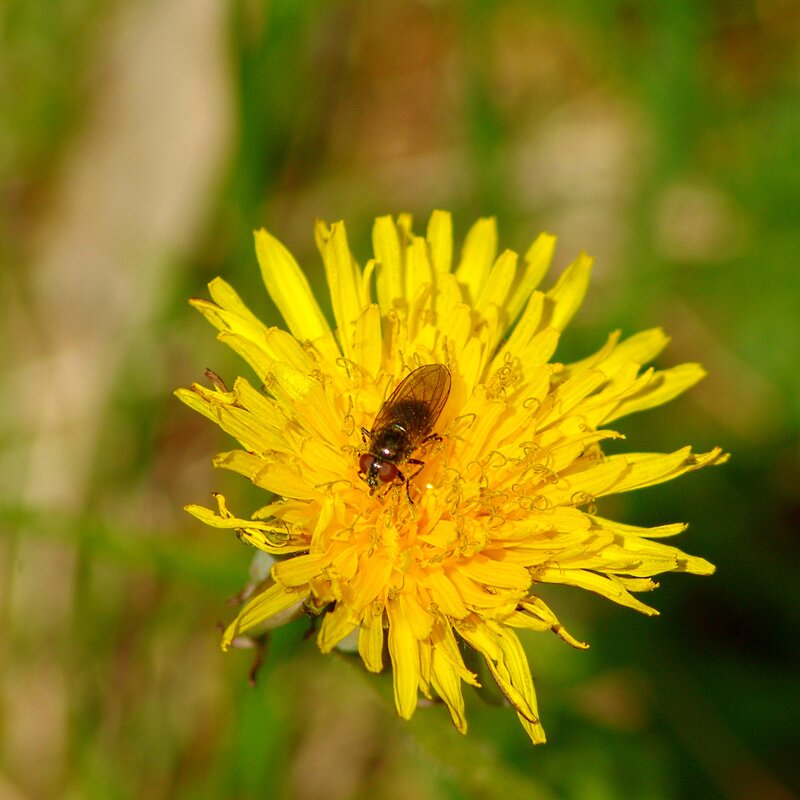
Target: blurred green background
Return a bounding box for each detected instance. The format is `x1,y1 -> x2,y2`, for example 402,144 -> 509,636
2,1 -> 799,798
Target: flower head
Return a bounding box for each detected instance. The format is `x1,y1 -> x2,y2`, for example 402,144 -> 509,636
177,211 -> 725,743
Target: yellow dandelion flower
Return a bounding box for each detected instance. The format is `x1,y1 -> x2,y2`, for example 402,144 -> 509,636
177,211 -> 726,744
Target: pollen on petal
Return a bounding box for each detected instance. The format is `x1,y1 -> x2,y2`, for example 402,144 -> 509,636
321,223 -> 365,356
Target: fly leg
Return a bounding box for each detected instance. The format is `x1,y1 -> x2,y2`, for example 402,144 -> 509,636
377,471 -> 404,502
377,481 -> 395,500
376,467 -> 414,507
401,458 -> 427,504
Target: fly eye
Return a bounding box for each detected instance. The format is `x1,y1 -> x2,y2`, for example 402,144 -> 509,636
358,453 -> 374,475
378,461 -> 398,482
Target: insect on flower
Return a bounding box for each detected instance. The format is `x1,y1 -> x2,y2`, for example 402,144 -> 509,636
180,212 -> 728,745
358,364 -> 451,502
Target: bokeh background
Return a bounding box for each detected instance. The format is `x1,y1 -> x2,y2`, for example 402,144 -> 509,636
2,1 -> 799,798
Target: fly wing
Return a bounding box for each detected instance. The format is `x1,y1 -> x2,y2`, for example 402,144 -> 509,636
370,364 -> 452,437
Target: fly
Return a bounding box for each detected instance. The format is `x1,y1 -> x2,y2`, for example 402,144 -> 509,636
358,364 -> 451,502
